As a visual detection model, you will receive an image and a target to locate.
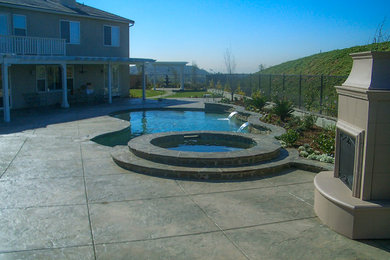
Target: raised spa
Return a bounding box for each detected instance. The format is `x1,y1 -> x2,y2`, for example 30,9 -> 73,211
128,131 -> 281,167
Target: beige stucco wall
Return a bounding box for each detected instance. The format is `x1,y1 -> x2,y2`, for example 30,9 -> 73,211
0,6 -> 130,58
368,94 -> 390,200
337,95 -> 368,131
9,64 -> 36,108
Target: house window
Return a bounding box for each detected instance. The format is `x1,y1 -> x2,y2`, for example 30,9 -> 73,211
47,66 -> 62,91
36,65 -> 63,92
0,14 -> 8,35
104,25 -> 119,47
13,15 -> 26,36
36,65 -> 46,92
60,20 -> 80,44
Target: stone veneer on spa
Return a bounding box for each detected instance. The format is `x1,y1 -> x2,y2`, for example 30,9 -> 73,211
129,131 -> 280,167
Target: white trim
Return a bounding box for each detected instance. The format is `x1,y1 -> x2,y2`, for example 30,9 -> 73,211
112,64 -> 120,96
108,63 -> 112,103
60,63 -> 69,108
2,55 -> 155,65
142,63 -> 146,100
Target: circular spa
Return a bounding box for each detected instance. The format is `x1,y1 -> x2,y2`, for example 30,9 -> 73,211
127,131 -> 281,167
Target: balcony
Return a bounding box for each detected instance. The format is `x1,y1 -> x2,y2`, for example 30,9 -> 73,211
0,35 -> 66,56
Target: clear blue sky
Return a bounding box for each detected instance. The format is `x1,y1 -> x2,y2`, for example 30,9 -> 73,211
83,0 -> 389,73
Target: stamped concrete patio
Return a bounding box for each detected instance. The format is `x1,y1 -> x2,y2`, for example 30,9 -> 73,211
0,98 -> 389,259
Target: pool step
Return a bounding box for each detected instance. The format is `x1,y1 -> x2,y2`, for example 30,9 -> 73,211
111,146 -> 327,180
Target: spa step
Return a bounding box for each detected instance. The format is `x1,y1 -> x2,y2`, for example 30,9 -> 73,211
111,147 -> 327,180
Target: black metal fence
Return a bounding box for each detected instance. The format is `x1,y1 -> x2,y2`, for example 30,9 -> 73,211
206,73 -> 348,117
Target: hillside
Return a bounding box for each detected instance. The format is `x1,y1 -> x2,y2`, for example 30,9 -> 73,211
259,42 -> 390,76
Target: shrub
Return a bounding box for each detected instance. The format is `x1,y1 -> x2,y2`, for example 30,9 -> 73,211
272,99 -> 294,122
261,113 -> 273,123
212,93 -> 223,98
220,97 -> 231,104
286,115 -> 302,130
298,146 -> 306,152
277,129 -> 300,147
251,91 -> 267,110
300,151 -> 309,157
314,128 -> 336,155
236,86 -> 246,96
301,114 -> 317,130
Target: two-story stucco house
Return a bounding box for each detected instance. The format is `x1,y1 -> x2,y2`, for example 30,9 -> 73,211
0,0 -> 148,122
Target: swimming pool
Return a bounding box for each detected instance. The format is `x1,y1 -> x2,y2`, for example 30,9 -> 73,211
92,110 -> 248,147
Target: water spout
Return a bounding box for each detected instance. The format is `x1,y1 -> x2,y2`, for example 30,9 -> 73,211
237,122 -> 250,132
228,111 -> 238,120
218,111 -> 238,121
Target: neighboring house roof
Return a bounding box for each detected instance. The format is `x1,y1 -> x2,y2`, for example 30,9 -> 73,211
0,0 -> 134,24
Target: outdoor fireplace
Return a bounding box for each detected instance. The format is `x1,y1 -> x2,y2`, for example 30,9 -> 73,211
314,51 -> 390,239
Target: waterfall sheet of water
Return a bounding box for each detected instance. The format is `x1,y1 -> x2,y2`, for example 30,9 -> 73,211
237,122 -> 250,132
218,111 -> 238,121
228,111 -> 238,119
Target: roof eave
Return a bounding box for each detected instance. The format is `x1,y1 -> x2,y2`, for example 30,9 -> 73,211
0,2 -> 133,24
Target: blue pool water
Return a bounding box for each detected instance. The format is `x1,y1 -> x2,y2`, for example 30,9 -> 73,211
92,110 -> 248,147
168,144 -> 243,152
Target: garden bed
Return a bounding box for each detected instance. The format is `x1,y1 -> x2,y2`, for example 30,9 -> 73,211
217,93 -> 336,164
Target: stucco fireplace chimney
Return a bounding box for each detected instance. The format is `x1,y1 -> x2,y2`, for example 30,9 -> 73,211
314,51 -> 390,239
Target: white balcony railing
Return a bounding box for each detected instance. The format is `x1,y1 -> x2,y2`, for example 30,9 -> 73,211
0,35 -> 66,56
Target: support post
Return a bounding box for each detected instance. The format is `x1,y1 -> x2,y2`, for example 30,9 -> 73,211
142,63 -> 146,101
268,74 -> 272,98
2,63 -> 10,122
180,65 -> 184,90
108,63 -> 112,104
60,63 -> 69,108
320,75 -> 323,114
153,64 -> 157,91
249,74 -> 252,91
299,74 -> 302,109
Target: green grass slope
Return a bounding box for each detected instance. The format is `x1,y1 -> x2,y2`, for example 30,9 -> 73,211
259,42 -> 390,76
